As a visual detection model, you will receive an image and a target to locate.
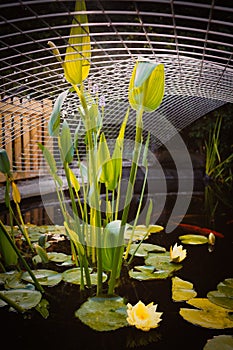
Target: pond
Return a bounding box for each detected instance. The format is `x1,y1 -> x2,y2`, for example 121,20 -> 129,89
0,183 -> 232,350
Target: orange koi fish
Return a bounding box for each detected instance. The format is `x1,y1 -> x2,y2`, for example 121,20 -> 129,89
179,223 -> 224,238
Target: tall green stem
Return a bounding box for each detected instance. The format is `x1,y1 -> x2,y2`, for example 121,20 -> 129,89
108,108 -> 143,295
0,220 -> 44,294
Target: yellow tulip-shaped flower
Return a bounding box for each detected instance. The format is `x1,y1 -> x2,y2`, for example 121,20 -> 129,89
129,59 -> 165,112
126,300 -> 163,331
170,243 -> 187,263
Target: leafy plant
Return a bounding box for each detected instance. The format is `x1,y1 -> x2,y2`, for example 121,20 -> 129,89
43,0 -> 165,303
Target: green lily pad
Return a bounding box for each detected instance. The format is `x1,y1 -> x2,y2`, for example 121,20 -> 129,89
124,225 -> 163,242
128,243 -> 166,257
47,252 -> 71,263
179,234 -> 208,245
145,252 -> 183,277
203,335 -> 233,350
217,279 -> 233,297
62,268 -> 107,285
172,276 -> 197,302
207,290 -> 233,310
207,278 -> 233,310
179,298 -> 233,329
129,266 -> 172,280
21,269 -> 62,287
0,289 -> 42,310
75,296 -> 128,331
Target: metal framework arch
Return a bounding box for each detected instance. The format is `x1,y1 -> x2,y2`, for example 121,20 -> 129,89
0,0 -> 232,177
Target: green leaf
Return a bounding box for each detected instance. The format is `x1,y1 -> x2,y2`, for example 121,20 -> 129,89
38,143 -> 57,174
0,289 -> 42,310
102,220 -> 125,275
179,298 -> 233,329
69,167 -> 80,196
21,269 -> 62,287
97,132 -> 113,186
64,0 -> 91,85
75,296 -> 128,331
34,244 -> 49,263
203,335 -> 233,350
0,148 -> 11,175
179,234 -> 208,245
48,89 -> 69,136
35,298 -> 50,319
59,120 -> 74,164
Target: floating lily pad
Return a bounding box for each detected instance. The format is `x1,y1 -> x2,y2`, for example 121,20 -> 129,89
179,298 -> 233,329
62,268 -> 107,285
22,269 -> 62,287
207,278 -> 233,310
75,296 -> 128,331
47,252 -> 71,263
172,276 -> 197,302
179,234 -> 208,245
129,266 -> 172,280
128,243 -> 166,257
207,290 -> 233,310
145,252 -> 183,278
124,225 -> 163,242
0,289 -> 42,310
203,335 -> 233,350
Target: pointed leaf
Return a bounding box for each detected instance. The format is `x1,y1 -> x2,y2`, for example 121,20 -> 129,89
59,121 -> 74,164
64,0 -> 91,84
48,89 -> 69,136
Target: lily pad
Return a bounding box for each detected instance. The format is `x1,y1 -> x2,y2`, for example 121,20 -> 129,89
47,252 -> 71,263
179,234 -> 208,245
145,252 -> 183,277
75,296 -> 128,331
179,298 -> 233,329
172,276 -> 197,302
207,278 -> 233,310
203,335 -> 233,350
207,290 -> 233,310
62,268 -> 107,285
124,225 -> 163,242
0,289 -> 42,310
21,269 -> 62,287
129,266 -> 173,280
128,243 -> 166,257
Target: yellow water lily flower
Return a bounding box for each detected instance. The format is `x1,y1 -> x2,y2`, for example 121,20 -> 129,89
126,300 -> 163,331
170,243 -> 187,263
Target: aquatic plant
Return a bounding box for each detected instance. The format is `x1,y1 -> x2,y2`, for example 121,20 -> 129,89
42,0 -> 165,302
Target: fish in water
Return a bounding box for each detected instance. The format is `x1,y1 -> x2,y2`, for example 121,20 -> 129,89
178,223 -> 224,238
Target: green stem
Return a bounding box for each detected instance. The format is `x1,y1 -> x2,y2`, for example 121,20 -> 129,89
108,109 -> 143,295
0,220 -> 44,294
73,84 -> 103,294
125,165 -> 148,261
0,291 -> 25,313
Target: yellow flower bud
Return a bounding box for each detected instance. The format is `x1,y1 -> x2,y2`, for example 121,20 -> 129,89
129,59 -> 165,112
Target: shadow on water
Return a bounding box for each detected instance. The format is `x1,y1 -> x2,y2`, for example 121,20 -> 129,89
0,180 -> 232,350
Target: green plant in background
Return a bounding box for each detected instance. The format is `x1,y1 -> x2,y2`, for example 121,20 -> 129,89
0,149 -> 34,268
43,0 -> 165,303
205,115 -> 233,184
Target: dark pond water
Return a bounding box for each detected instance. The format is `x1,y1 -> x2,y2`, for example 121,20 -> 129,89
0,183 -> 233,350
